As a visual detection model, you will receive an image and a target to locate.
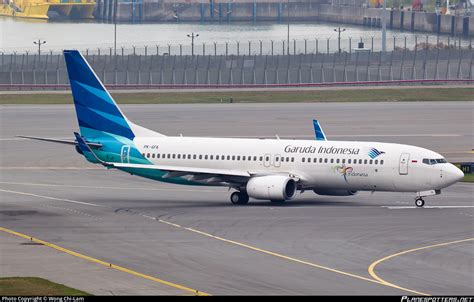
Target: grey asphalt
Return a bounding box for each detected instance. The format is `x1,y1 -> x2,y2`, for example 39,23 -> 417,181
0,102 -> 473,295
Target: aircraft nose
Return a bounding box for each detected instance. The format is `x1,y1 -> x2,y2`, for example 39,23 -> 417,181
445,164 -> 464,185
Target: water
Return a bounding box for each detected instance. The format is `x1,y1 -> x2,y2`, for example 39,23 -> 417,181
1,17 -> 470,55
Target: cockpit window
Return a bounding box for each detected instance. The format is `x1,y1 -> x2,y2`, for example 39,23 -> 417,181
423,158 -> 447,165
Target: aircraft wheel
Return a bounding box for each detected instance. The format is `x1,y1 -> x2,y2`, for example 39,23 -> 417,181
415,198 -> 425,208
230,192 -> 249,205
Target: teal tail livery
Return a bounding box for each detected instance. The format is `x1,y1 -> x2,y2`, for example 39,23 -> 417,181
17,49 -> 464,207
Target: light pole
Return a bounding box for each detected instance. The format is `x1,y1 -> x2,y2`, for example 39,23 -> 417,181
33,39 -> 46,56
334,27 -> 346,53
381,0 -> 387,59
287,0 -> 290,55
114,0 -> 118,55
187,32 -> 199,56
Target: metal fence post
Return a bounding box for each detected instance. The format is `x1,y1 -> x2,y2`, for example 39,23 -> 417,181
180,44 -> 183,56
156,44 -> 159,55
214,42 -> 217,56
237,41 -> 240,56
259,40 -> 263,56
226,42 -> 228,56
304,39 -> 307,55
248,40 -> 251,56
326,38 -> 330,54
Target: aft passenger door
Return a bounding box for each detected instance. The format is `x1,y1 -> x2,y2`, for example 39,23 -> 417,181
399,153 -> 410,175
121,145 -> 131,163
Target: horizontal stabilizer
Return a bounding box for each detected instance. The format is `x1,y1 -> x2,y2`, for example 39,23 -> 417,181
17,135 -> 102,148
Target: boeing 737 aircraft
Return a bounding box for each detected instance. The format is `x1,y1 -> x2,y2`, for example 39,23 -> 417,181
20,50 -> 464,207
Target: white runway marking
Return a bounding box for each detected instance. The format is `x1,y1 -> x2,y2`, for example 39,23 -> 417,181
383,205 -> 474,210
0,189 -> 104,207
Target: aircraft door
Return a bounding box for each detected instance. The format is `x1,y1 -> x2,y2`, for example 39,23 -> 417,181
121,145 -> 131,163
399,153 -> 410,175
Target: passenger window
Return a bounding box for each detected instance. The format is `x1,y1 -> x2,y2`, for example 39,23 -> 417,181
359,159 -> 362,164
204,155 -> 208,160
199,155 -> 203,159
342,159 -> 345,164
193,155 -> 197,159
286,157 -> 290,162
227,155 -> 231,160
231,156 -> 235,160
314,158 -> 317,163
259,156 -> 263,161
152,153 -> 156,158
167,154 -> 171,159
237,156 -> 240,160
254,156 -> 258,161
302,158 -> 305,163
177,154 -> 180,159
324,158 -> 328,163
380,160 -> 384,165
157,154 -> 161,159
319,158 -> 323,163
242,156 -> 246,161
146,153 -> 150,158
265,156 -> 270,161
348,159 -> 351,164
330,159 -> 334,164
291,157 -> 294,162
364,159 -> 367,164
374,160 -> 378,165
369,160 -> 373,164
336,159 -> 340,164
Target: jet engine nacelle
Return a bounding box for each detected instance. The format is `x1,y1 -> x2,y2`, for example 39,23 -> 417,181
246,175 -> 297,201
313,189 -> 358,196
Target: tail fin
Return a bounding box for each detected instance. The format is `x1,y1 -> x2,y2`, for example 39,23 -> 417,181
64,50 -> 162,140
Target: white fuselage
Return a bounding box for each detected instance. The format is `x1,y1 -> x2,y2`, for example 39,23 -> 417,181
133,136 -> 462,193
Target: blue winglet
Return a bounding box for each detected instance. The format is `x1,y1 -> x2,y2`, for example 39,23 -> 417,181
313,119 -> 327,141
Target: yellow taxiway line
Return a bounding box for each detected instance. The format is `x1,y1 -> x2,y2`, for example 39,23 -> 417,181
0,227 -> 209,296
368,238 -> 474,296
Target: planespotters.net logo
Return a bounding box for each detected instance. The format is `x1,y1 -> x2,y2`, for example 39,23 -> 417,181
368,148 -> 385,159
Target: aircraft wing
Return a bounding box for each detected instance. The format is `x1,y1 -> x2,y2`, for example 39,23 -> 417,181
73,132 -> 251,184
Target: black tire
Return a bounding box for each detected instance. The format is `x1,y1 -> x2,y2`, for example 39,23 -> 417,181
230,192 -> 249,205
415,198 -> 425,208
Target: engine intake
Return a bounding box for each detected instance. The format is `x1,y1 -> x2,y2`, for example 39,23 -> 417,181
246,175 -> 297,201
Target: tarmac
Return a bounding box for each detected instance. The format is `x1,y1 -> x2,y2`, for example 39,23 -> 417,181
0,102 -> 473,295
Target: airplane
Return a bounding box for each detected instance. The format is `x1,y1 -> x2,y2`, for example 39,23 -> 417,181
19,50 -> 464,208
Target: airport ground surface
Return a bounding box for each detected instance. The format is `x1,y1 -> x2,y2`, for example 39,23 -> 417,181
0,102 -> 473,295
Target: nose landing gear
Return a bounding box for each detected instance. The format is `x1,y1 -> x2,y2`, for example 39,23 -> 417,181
414,189 -> 441,208
415,197 -> 425,208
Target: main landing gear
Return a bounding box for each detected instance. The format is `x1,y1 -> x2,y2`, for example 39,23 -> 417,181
230,191 -> 249,205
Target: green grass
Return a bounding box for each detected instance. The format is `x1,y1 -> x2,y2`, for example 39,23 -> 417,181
0,277 -> 90,296
454,164 -> 474,183
462,173 -> 474,183
0,88 -> 473,105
